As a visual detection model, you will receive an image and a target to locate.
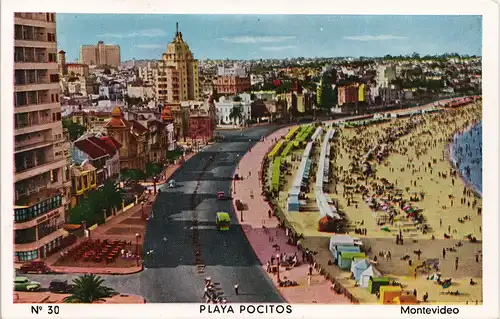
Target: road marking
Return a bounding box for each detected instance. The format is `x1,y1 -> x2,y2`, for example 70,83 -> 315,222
190,225 -> 216,230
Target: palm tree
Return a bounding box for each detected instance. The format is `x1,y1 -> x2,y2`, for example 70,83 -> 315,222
229,106 -> 243,125
64,274 -> 116,303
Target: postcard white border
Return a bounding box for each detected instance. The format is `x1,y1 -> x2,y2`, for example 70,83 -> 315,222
1,0 -> 498,318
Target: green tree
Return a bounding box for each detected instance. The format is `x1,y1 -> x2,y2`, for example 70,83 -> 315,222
68,199 -> 94,225
145,162 -> 163,178
64,274 -> 116,303
120,168 -> 145,181
229,106 -> 243,124
99,180 -> 123,214
62,118 -> 86,141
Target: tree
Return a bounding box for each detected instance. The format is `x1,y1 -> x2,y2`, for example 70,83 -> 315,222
120,168 -> 145,182
229,106 -> 243,124
62,118 -> 86,141
99,180 -> 123,215
64,274 -> 116,303
145,162 -> 163,178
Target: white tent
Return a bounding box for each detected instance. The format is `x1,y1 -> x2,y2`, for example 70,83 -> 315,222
359,265 -> 382,288
329,235 -> 355,255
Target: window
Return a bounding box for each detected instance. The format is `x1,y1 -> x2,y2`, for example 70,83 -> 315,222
48,53 -> 56,62
14,250 -> 38,261
49,74 -> 59,83
47,33 -> 56,42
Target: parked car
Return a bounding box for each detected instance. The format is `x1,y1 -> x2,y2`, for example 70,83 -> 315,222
49,279 -> 73,293
14,277 -> 41,292
18,261 -> 51,274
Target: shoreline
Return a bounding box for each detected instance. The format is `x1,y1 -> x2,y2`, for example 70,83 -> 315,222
446,120 -> 482,198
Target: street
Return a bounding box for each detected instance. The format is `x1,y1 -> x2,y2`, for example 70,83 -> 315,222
24,125 -> 284,303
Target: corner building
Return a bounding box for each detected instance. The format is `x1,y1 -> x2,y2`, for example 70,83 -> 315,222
156,23 -> 199,103
14,12 -> 72,262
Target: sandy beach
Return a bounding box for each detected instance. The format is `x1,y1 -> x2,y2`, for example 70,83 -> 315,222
270,102 -> 483,304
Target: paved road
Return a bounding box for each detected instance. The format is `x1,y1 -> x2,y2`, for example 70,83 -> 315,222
24,125 -> 284,303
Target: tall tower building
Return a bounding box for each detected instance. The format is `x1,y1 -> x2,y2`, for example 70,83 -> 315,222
14,12 -> 72,262
58,50 -> 67,75
80,41 -> 121,68
156,23 -> 199,103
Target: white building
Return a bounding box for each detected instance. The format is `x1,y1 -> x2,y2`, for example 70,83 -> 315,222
376,65 -> 397,88
127,85 -> 155,100
214,93 -> 251,126
137,62 -> 158,86
217,64 -> 247,77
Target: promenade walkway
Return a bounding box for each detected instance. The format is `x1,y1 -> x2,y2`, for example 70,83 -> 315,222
231,127 -> 350,304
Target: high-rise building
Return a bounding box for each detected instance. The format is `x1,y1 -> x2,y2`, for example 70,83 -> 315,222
80,41 -> 121,68
14,12 -> 72,262
156,23 -> 199,103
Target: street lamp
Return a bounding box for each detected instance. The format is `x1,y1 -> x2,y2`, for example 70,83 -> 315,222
153,176 -> 158,195
276,253 -> 281,282
135,233 -> 140,266
141,201 -> 145,219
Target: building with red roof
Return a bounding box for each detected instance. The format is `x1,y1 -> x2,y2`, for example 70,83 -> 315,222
104,106 -> 147,171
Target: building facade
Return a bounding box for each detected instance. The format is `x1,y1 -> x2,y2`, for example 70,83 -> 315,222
214,94 -> 252,126
14,12 -> 72,262
80,41 -> 121,68
156,23 -> 200,103
213,64 -> 251,95
104,106 -> 147,171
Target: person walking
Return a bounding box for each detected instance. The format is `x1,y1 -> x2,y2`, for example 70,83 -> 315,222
268,210 -> 272,219
442,248 -> 446,259
308,265 -> 313,276
455,257 -> 459,271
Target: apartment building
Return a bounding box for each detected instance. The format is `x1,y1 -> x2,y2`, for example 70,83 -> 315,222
80,41 -> 121,68
156,23 -> 200,103
214,64 -> 251,95
137,61 -> 158,86
14,12 -> 72,262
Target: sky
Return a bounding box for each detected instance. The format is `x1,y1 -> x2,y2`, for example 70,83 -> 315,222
56,14 -> 482,61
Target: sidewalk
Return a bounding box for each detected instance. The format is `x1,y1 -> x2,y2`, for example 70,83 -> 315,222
231,127 -> 351,304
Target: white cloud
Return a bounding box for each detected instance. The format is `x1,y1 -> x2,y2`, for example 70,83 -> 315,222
343,34 -> 407,41
135,44 -> 164,49
218,35 -> 296,44
98,28 -> 168,39
260,45 -> 297,51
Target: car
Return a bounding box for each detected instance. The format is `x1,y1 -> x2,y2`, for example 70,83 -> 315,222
167,180 -> 176,188
217,191 -> 225,200
49,279 -> 73,293
18,261 -> 51,274
14,277 -> 41,292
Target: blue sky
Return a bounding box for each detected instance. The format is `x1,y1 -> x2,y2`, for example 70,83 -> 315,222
56,14 -> 482,61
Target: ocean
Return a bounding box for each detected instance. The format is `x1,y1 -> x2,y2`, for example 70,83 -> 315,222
451,121 -> 483,196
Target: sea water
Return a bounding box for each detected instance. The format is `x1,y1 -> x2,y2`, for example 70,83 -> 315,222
451,121 -> 482,196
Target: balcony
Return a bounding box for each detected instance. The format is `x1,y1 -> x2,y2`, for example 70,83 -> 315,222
14,82 -> 59,92
15,61 -> 58,70
14,138 -> 54,154
14,188 -> 63,230
15,157 -> 67,183
14,101 -> 59,114
14,119 -> 59,136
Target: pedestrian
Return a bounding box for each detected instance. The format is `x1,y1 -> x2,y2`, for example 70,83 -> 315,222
234,284 -> 239,295
387,251 -> 391,260
440,218 -> 442,227
413,270 -> 417,280
423,292 -> 428,302
308,265 -> 313,276
442,248 -> 446,259
413,289 -> 417,298
455,257 -> 459,270
266,261 -> 271,272
475,253 -> 479,263
268,210 -> 272,218
302,251 -> 306,262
